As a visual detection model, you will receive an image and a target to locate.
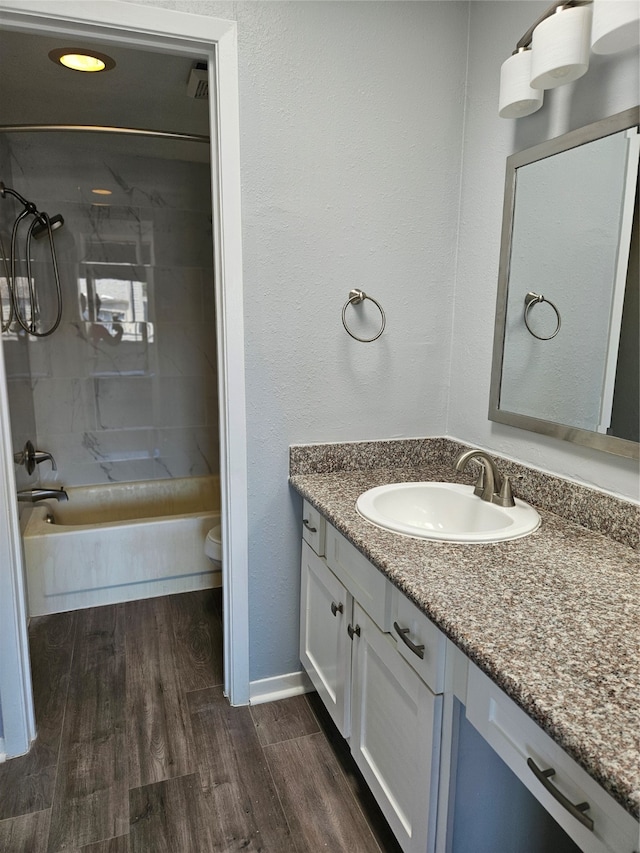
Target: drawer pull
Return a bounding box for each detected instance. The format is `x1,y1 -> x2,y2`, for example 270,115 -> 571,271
393,621 -> 425,660
330,601 -> 344,617
302,518 -> 317,533
527,758 -> 594,832
347,623 -> 361,639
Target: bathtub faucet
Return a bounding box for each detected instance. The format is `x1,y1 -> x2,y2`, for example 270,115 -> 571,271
17,488 -> 68,503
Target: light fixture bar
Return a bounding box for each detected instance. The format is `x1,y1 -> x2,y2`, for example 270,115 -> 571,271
514,0 -> 593,52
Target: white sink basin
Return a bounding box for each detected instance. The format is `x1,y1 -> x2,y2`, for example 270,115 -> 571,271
356,482 -> 540,543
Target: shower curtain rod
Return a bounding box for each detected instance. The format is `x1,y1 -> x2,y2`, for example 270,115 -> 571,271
0,124 -> 209,143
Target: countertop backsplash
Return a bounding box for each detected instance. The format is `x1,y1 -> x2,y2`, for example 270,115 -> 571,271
290,437 -> 639,551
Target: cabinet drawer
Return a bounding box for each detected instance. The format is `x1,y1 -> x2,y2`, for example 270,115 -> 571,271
466,662 -> 639,853
325,524 -> 393,632
392,591 -> 446,694
301,499 -> 325,556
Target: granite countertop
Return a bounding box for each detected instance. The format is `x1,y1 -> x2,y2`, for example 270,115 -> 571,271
289,451 -> 640,820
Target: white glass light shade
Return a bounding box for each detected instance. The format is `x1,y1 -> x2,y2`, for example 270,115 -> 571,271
530,4 -> 593,89
499,50 -> 544,118
591,0 -> 640,53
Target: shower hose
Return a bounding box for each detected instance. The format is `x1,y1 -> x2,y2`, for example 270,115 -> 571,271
0,181 -> 63,337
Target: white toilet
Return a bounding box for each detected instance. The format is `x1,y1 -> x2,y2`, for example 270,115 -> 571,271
205,517 -> 222,571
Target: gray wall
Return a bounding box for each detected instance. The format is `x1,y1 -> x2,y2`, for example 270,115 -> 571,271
238,0 -> 468,681
448,0 -> 640,497
129,0 -> 468,681
97,1 -> 640,684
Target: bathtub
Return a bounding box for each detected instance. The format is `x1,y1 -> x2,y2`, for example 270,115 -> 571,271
21,475 -> 221,617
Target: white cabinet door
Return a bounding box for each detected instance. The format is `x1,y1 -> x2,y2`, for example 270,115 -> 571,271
350,602 -> 442,853
300,540 -> 352,737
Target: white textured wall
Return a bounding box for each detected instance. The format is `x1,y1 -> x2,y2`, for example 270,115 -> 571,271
449,1 -> 640,499
123,0 -> 469,679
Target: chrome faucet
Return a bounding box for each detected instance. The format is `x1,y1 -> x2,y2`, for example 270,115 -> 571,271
17,488 -> 68,503
454,449 -> 515,508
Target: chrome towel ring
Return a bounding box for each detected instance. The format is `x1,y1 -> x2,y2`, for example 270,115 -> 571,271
342,289 -> 386,343
524,292 -> 561,341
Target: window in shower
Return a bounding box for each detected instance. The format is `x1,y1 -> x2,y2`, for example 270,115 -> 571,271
79,233 -> 154,346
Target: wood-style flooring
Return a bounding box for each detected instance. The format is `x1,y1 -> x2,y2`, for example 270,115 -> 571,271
0,590 -> 402,852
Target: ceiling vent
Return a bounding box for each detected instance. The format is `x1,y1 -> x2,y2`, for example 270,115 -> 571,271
187,62 -> 208,100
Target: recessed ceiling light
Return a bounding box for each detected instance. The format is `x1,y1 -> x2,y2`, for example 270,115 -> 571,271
49,48 -> 116,73
92,189 -> 113,196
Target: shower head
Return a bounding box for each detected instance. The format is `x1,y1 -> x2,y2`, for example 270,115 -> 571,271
32,213 -> 64,239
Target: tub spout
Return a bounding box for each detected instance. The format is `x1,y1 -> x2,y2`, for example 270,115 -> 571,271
17,488 -> 68,503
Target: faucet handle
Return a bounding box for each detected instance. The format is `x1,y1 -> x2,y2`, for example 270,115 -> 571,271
472,466 -> 486,499
13,440 -> 57,474
14,440 -> 37,475
33,449 -> 57,471
494,476 -> 515,508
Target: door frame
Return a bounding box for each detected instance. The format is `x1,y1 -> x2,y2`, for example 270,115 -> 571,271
0,0 -> 250,749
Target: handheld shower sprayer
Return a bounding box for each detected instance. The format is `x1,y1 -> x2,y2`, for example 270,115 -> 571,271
32,213 -> 64,239
0,180 -> 64,337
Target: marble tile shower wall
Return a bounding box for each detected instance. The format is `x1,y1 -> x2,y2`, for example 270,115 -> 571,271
0,135 -> 37,490
1,135 -> 218,485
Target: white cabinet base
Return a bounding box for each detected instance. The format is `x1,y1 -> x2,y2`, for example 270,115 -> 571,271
351,603 -> 442,853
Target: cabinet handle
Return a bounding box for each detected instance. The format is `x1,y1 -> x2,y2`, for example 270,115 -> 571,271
330,601 -> 344,617
393,621 -> 425,660
347,624 -> 361,639
302,518 -> 317,533
527,758 -> 594,832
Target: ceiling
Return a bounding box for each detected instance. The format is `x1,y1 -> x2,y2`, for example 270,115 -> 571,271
0,27 -> 211,157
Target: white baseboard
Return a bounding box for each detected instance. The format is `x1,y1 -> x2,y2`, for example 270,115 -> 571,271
249,669 -> 314,705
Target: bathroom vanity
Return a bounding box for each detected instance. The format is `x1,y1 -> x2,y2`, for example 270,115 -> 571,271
290,439 -> 639,853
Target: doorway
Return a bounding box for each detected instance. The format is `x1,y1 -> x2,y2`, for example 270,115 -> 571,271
0,0 -> 249,758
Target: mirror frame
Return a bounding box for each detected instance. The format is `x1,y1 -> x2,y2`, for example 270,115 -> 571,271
489,106 -> 640,461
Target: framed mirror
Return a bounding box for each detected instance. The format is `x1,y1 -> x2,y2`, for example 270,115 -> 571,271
489,107 -> 640,460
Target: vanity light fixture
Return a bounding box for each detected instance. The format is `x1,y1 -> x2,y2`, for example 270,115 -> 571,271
591,0 -> 640,53
530,3 -> 593,88
499,0 -> 596,117
48,48 -> 116,73
499,48 -> 544,118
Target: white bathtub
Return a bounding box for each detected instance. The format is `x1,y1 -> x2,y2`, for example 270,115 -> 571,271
21,476 -> 221,616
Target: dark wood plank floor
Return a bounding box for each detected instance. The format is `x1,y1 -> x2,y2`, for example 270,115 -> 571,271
0,590 -> 402,853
